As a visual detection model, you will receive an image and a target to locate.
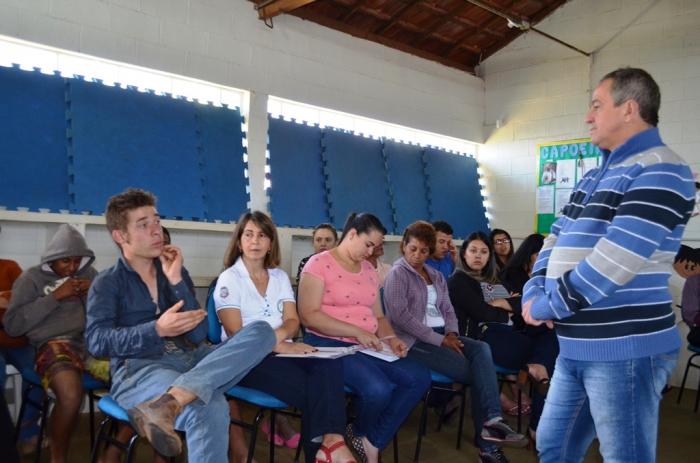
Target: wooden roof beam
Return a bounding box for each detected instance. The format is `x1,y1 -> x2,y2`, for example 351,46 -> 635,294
416,1 -> 504,39
411,2 -> 471,46
340,0 -> 367,21
374,0 -> 420,35
291,9 -> 476,72
256,0 -> 319,20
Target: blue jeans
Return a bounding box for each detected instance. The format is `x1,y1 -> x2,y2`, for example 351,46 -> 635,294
537,351 -> 678,463
0,345 -> 42,442
407,337 -> 502,452
111,321 -> 276,463
304,333 -> 431,449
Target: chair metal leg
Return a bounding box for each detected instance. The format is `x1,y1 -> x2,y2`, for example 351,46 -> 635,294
246,409 -> 266,463
124,433 -> 140,463
293,428 -> 303,463
88,391 -> 96,447
33,394 -> 51,463
413,389 -> 431,463
455,387 -> 466,450
393,432 -> 399,463
90,416 -> 113,463
516,386 -> 522,433
268,410 -> 276,463
677,353 -> 697,404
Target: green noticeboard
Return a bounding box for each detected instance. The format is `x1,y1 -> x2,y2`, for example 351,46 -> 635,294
535,138 -> 603,235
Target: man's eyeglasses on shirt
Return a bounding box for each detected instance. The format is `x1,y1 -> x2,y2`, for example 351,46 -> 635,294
494,239 -> 511,245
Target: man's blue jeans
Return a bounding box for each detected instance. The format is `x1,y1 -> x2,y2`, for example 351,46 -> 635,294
111,321 -> 275,463
537,350 -> 678,463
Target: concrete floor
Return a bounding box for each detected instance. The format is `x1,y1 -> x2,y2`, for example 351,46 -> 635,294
21,387 -> 700,462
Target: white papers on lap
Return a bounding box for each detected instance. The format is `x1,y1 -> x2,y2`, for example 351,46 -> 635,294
359,343 -> 400,362
276,342 -> 400,361
275,345 -> 362,359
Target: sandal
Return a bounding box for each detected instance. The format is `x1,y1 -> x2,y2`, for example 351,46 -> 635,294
504,402 -> 531,416
345,424 -> 367,463
517,369 -> 551,396
261,419 -> 284,447
315,440 -> 357,463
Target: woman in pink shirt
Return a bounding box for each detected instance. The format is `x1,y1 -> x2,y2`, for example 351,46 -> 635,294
299,213 -> 430,463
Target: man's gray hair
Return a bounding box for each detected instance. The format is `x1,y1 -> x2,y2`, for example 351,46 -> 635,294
601,67 -> 660,127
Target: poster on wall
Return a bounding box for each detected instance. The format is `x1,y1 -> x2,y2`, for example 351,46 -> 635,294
535,138 -> 602,234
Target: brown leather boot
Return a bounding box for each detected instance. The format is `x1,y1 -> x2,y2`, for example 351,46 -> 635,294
127,393 -> 183,457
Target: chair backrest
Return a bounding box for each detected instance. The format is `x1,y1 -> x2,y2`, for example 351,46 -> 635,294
206,277 -> 222,344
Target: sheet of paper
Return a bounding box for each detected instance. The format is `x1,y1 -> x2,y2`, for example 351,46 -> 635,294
556,159 -> 575,188
537,186 -> 554,214
555,188 -> 573,216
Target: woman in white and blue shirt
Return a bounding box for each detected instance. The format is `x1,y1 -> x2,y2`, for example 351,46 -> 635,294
214,211 -> 355,463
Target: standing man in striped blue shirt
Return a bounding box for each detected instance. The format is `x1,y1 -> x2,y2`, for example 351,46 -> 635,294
522,68 -> 696,462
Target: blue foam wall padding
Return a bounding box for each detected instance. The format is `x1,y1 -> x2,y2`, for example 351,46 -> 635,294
424,148 -> 488,238
68,79 -> 206,218
322,130 -> 394,233
384,140 -> 430,232
0,66 -> 69,211
196,104 -> 248,222
267,117 -> 329,227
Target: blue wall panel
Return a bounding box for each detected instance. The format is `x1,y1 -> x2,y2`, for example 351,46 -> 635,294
424,148 -> 488,238
322,130 -> 394,233
196,104 -> 248,222
0,66 -> 68,211
268,117 -> 329,227
384,141 -> 430,233
68,80 -> 206,219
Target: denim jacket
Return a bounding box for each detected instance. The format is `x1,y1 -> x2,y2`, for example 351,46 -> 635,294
86,256 -> 206,371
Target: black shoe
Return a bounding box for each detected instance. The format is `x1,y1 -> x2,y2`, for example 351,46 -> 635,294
481,418 -> 528,448
479,448 -> 509,463
345,423 -> 367,463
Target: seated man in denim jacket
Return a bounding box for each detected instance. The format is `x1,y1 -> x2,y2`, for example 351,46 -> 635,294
86,189 -> 277,462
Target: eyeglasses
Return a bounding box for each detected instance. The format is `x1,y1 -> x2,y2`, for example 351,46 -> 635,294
494,239 -> 511,245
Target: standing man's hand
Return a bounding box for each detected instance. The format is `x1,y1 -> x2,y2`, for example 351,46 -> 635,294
160,245 -> 183,285
522,299 -> 554,329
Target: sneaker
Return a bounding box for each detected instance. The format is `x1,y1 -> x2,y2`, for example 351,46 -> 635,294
479,448 -> 509,462
481,418 -> 528,448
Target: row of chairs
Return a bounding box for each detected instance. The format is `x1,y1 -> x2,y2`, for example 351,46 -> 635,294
12,287 -> 528,463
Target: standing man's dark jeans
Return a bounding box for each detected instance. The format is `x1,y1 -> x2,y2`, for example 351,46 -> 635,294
407,337 -> 503,453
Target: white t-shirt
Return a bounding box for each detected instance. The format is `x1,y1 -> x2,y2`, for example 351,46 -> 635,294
423,284 -> 445,328
214,258 -> 295,341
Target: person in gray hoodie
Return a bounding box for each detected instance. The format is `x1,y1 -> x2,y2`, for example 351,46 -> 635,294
3,224 -> 97,463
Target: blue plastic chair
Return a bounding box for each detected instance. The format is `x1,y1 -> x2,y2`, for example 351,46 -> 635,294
677,344 -> 700,412
89,395 -> 141,463
206,284 -> 302,463
413,370 -> 468,463
15,369 -> 108,462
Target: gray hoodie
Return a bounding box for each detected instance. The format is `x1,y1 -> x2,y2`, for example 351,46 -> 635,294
3,224 -> 97,347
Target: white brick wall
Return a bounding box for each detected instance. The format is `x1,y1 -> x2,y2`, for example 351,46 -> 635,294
479,0 -> 700,241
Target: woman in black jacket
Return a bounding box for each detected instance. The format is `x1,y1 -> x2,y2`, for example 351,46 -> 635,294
448,232 -> 558,442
